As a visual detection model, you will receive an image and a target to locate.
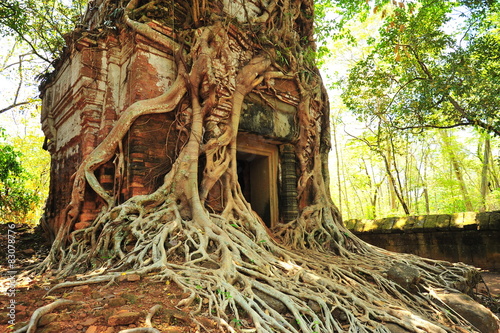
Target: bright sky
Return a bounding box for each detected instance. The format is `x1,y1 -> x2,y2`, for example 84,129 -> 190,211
0,37 -> 45,140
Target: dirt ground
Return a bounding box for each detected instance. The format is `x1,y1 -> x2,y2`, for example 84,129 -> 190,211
477,271 -> 500,313
0,223 -> 499,333
0,224 -> 220,333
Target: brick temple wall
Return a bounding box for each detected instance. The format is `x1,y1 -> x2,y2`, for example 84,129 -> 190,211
40,21 -> 303,237
345,212 -> 500,270
40,27 -> 177,233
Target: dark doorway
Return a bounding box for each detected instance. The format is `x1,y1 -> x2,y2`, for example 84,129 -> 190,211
237,152 -> 272,227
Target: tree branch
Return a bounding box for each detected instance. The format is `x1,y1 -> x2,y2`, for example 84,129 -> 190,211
446,96 -> 500,137
394,44 -> 500,137
0,101 -> 32,114
392,122 -> 473,131
8,25 -> 51,63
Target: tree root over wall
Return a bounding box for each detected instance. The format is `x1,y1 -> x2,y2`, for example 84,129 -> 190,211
31,1 -> 485,332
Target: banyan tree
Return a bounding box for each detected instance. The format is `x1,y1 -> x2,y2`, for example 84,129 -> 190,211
36,0 -> 491,331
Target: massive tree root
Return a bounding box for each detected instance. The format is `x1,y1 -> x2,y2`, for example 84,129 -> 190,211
13,299 -> 78,333
36,0 -> 486,332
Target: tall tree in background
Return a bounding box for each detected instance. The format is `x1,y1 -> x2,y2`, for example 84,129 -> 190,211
478,130 -> 498,211
2,0 -> 492,332
439,130 -> 474,211
332,0 -> 500,218
347,123 -> 412,215
0,0 -> 86,114
333,124 -> 498,219
0,0 -> 86,63
342,0 -> 500,136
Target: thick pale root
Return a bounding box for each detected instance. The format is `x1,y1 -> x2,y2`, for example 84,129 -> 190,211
13,299 -> 78,333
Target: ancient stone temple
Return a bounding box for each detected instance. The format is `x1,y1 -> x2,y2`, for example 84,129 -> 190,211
40,0 -> 300,239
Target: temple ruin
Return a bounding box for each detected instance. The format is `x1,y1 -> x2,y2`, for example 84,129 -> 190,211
40,3 -> 301,238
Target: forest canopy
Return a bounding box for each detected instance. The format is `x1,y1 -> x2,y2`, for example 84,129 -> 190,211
335,0 -> 500,136
311,0 -> 500,219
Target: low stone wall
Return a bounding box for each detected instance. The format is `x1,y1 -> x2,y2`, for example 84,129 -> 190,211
344,211 -> 500,270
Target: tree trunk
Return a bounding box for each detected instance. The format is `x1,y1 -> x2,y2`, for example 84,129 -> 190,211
332,114 -> 343,215
382,136 -> 410,215
420,146 -> 431,215
35,1 -> 483,332
362,157 -> 382,219
479,131 -> 491,212
386,141 -> 399,211
439,130 -> 474,211
411,146 -> 430,215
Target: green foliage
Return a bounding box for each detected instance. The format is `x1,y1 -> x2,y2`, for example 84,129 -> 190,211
340,0 -> 500,136
0,0 -> 87,63
0,0 -> 69,224
486,189 -> 500,210
323,0 -> 500,219
0,127 -> 41,224
0,1 -> 29,37
314,0 -> 385,42
330,123 -> 500,219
